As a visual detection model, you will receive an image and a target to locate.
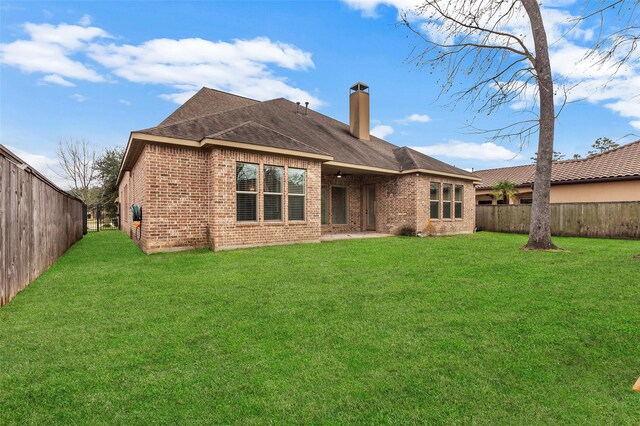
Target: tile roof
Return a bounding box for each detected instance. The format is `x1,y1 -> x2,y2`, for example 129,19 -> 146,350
137,88 -> 477,179
475,140 -> 640,189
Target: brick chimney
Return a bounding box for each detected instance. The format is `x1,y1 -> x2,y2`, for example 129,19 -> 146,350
349,82 -> 370,141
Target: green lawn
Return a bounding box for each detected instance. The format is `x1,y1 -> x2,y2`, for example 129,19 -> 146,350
1,232 -> 639,424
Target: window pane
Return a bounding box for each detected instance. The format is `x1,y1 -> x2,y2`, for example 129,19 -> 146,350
443,201 -> 452,219
430,201 -> 439,219
430,182 -> 439,200
455,185 -> 463,201
264,165 -> 283,193
430,183 -> 440,220
455,185 -> 463,219
331,186 -> 347,224
236,163 -> 258,192
321,185 -> 329,225
442,184 -> 452,201
455,203 -> 462,219
288,168 -> 305,194
237,193 -> 257,221
264,194 -> 282,221
288,195 -> 305,221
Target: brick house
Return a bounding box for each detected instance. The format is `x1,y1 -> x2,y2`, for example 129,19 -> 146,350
118,83 -> 478,253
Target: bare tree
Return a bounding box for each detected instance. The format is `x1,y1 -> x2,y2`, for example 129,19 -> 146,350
402,0 -> 558,249
579,1 -> 639,72
55,138 -> 98,203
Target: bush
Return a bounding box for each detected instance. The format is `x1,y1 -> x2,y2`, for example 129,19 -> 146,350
397,226 -> 416,237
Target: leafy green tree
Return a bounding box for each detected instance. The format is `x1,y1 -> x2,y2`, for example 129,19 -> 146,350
530,151 -> 565,163
572,153 -> 582,159
491,180 -> 518,204
588,137 -> 619,156
95,146 -> 124,215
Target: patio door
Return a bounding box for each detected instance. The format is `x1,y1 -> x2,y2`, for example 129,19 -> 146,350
364,185 -> 376,231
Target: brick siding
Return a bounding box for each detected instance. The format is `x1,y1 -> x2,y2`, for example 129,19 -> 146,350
119,144 -> 475,252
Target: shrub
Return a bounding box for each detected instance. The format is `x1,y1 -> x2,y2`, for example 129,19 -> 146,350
398,226 -> 416,236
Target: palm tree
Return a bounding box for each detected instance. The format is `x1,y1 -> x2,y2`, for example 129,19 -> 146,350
491,180 -> 518,204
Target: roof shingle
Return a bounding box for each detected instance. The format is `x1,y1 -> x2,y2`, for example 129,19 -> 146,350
139,89 -> 477,179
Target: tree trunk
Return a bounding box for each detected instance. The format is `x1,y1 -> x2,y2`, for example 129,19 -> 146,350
521,0 -> 557,250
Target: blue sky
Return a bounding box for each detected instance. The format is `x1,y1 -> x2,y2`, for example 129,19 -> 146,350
1,1 -> 638,186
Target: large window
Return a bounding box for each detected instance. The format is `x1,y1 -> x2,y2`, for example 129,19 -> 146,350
264,165 -> 283,221
288,168 -> 306,221
442,184 -> 452,219
430,183 -> 440,220
321,185 -> 329,225
236,163 -> 258,221
331,186 -> 348,224
454,185 -> 463,219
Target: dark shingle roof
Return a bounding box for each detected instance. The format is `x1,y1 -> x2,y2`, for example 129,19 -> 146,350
475,140 -> 640,189
138,88 -> 476,178
159,88 -> 259,126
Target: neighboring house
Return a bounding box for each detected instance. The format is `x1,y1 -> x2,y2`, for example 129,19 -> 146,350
475,140 -> 640,205
118,83 -> 478,253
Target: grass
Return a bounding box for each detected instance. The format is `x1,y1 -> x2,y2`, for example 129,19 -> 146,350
1,232 -> 639,424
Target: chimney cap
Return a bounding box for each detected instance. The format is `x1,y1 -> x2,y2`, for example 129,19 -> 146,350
350,82 -> 369,93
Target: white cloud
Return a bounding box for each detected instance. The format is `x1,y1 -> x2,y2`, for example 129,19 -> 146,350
70,93 -> 87,102
1,21 -> 322,107
344,0 -> 640,126
371,124 -> 394,138
630,121 -> 640,131
343,0 -> 419,18
0,22 -> 108,82
397,113 -> 431,124
77,14 -> 92,27
119,99 -> 131,106
412,140 -> 524,161
87,36 -> 321,105
40,74 -> 76,86
6,145 -> 69,188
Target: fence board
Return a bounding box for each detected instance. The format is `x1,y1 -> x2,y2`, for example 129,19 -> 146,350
1,149 -> 84,306
476,202 -> 640,239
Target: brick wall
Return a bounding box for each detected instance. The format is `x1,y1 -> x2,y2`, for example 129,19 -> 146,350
320,173 -> 419,235
416,174 -> 475,235
118,147 -> 148,251
321,172 -> 474,236
119,143 -> 475,253
144,143 -> 210,252
210,148 -> 322,250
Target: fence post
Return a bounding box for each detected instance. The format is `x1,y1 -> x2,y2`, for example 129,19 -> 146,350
82,203 -> 88,235
96,204 -> 100,232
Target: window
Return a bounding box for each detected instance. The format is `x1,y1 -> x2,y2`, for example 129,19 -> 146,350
321,185 -> 329,225
288,168 -> 306,221
520,198 -> 533,204
331,186 -> 348,224
478,200 -> 493,205
236,163 -> 258,221
454,185 -> 463,219
442,184 -> 452,219
430,183 -> 440,220
264,165 -> 283,221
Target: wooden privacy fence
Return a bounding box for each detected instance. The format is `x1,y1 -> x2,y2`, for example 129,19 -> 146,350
476,202 -> 640,239
1,145 -> 84,306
